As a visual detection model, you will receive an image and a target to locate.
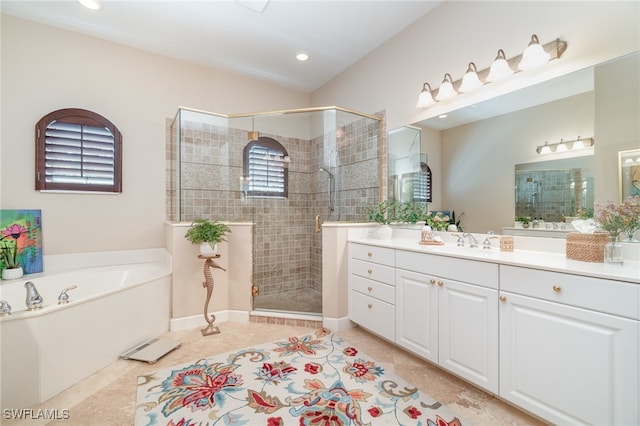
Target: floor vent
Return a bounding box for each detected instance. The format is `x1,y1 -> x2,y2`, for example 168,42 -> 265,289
120,338 -> 182,364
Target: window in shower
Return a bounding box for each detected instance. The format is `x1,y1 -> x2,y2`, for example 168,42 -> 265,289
243,137 -> 289,198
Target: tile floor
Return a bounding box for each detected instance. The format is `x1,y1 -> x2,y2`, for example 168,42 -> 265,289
6,321 -> 546,426
253,288 -> 323,314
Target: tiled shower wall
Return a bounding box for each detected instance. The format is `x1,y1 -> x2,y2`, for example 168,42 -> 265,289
167,114 -> 381,302
515,169 -> 583,222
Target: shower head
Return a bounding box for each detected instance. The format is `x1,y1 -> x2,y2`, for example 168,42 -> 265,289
319,167 -> 334,178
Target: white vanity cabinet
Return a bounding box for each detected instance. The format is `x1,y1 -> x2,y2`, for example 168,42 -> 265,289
348,243 -> 396,342
499,265 -> 640,425
395,251 -> 500,393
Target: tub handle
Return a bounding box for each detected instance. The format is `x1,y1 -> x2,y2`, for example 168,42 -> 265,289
58,285 -> 78,305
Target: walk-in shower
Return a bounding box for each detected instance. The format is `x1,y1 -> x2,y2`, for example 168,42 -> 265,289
169,107 -> 382,315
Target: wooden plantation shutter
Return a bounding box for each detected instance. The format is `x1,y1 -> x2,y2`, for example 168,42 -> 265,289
35,108 -> 122,192
243,137 -> 288,198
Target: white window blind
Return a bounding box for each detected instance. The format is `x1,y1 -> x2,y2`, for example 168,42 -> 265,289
247,144 -> 287,197
43,121 -> 115,185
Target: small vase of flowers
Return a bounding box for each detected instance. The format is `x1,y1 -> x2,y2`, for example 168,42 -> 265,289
594,195 -> 640,263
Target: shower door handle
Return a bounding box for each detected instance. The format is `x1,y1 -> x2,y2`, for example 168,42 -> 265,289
315,215 -> 321,233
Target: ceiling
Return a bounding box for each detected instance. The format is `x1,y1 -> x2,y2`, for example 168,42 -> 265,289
1,0 -> 443,93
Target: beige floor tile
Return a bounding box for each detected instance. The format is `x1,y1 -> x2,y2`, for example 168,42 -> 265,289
5,321 -> 546,426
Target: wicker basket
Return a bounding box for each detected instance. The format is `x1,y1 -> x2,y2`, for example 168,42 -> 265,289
565,232 -> 611,263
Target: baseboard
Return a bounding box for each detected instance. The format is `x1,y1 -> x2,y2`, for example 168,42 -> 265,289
170,310 -> 250,331
322,316 -> 354,332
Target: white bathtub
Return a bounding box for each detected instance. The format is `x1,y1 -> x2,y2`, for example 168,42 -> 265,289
0,249 -> 172,410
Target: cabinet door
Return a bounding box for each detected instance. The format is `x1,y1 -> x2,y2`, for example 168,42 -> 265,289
395,268 -> 438,362
439,279 -> 498,393
500,292 -> 639,425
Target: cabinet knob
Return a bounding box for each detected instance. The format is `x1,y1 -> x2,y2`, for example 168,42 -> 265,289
499,295 -> 507,302
367,269 -> 373,274
552,285 -> 562,293
367,304 -> 372,309
437,281 -> 444,286
367,252 -> 372,257
367,286 -> 372,292
429,278 -> 436,285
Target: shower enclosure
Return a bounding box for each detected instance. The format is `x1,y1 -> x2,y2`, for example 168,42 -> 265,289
169,107 -> 383,315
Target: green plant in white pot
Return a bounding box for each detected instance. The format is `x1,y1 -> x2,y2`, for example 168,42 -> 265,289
185,219 -> 231,256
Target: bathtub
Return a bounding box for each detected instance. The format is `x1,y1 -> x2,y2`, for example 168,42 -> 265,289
0,248 -> 172,410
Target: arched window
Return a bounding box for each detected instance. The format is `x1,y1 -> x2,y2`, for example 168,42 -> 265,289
35,108 -> 122,192
413,161 -> 432,203
243,137 -> 289,198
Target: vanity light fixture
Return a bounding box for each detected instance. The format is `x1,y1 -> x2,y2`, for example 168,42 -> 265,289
486,49 -> 514,82
416,83 -> 436,108
416,34 -> 566,109
458,62 -> 483,92
518,34 -> 551,70
536,137 -> 594,155
435,73 -> 457,101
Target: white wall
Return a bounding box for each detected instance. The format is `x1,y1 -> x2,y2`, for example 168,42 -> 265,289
1,15 -> 309,254
311,1 -> 639,130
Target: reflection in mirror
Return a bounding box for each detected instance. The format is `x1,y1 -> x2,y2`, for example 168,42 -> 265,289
388,126 -> 430,203
619,149 -> 640,201
515,155 -> 595,222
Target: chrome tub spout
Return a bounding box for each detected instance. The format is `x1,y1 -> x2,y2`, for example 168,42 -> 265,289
25,281 -> 43,310
0,300 -> 11,316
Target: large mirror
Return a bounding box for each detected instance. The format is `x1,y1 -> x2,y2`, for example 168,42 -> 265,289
387,126 -> 428,203
409,51 -> 639,234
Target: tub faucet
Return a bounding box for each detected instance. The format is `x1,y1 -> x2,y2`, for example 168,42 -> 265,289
58,285 -> 77,305
0,300 -> 11,316
25,281 -> 43,310
463,232 -> 479,248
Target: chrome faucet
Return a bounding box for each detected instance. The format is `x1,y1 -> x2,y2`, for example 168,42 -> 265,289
0,300 -> 11,316
58,285 -> 77,304
25,281 -> 43,310
463,232 -> 479,248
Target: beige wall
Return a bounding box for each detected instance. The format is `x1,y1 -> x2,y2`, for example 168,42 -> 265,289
311,1 -> 639,131
1,15 -> 309,255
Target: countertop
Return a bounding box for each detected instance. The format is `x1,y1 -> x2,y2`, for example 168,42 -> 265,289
349,237 -> 640,284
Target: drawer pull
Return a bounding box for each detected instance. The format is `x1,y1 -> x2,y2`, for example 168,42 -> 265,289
429,279 -> 436,285
437,281 -> 444,286
367,269 -> 373,274
499,295 -> 507,302
367,252 -> 372,257
367,286 -> 372,292
367,304 -> 372,309
553,285 -> 562,293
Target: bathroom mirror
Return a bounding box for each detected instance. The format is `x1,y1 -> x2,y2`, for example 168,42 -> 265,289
619,149 -> 640,201
408,52 -> 639,234
387,126 -> 428,203
514,155 -> 595,222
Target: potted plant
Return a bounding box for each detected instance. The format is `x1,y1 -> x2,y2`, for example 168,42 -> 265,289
0,240 -> 23,280
516,216 -> 530,228
366,200 -> 398,239
184,219 -> 231,256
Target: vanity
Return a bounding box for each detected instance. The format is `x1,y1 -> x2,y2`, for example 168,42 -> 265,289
347,231 -> 639,425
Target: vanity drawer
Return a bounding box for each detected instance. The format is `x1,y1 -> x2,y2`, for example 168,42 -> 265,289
350,259 -> 395,285
351,274 -> 395,304
396,250 -> 498,289
500,265 -> 639,319
350,290 -> 395,341
350,243 -> 395,267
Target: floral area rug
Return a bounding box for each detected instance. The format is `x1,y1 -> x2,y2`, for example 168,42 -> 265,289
135,328 -> 466,426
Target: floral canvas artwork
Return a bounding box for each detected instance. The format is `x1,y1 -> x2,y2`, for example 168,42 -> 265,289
0,210 -> 43,274
135,329 -> 466,426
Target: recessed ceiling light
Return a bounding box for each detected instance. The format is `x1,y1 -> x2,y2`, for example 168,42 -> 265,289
438,114 -> 448,119
296,52 -> 309,62
78,0 -> 101,10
